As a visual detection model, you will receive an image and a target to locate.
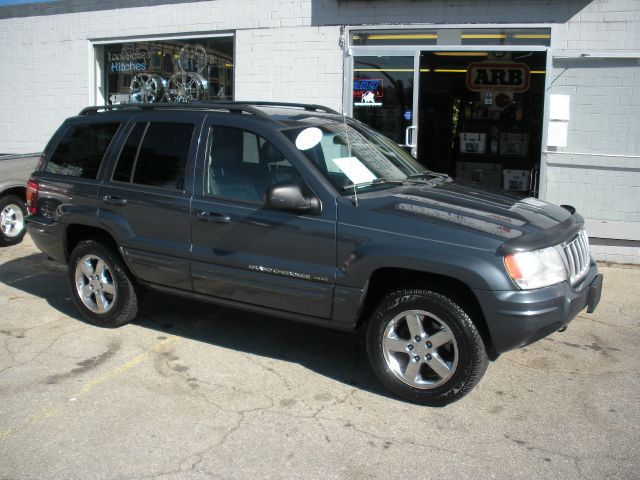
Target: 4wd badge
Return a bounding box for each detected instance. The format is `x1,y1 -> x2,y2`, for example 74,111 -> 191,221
466,62 -> 530,93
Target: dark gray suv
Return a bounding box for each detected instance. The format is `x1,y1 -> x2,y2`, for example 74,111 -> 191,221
25,102 -> 603,405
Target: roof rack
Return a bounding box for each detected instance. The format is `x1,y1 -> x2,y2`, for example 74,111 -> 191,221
78,102 -> 272,120
227,101 -> 340,115
78,101 -> 340,117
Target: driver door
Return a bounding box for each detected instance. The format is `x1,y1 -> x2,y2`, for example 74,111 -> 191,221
189,115 -> 337,320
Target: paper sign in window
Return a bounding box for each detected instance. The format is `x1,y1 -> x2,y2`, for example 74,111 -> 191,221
333,156 -> 377,185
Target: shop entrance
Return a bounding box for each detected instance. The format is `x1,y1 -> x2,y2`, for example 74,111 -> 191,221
417,51 -> 546,196
348,29 -> 551,196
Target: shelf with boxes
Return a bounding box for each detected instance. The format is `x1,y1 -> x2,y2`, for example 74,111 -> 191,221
455,161 -> 533,194
454,110 -> 536,193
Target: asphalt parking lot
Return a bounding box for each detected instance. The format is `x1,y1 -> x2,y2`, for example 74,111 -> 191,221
1,237 -> 638,480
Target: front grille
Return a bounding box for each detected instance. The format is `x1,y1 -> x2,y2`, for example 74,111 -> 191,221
561,229 -> 591,285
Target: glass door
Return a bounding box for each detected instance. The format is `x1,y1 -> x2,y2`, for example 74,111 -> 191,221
350,55 -> 418,158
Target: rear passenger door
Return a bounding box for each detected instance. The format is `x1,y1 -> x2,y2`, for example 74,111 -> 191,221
190,115 -> 337,320
98,112 -> 202,291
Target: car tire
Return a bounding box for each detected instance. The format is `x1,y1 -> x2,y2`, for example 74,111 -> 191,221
0,194 -> 27,246
366,289 -> 488,406
68,239 -> 138,327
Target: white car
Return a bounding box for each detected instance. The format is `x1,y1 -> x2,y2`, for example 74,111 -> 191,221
0,153 -> 40,245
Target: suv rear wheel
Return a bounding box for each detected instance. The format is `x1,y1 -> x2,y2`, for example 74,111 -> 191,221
366,289 -> 488,406
0,194 -> 27,246
68,239 -> 138,327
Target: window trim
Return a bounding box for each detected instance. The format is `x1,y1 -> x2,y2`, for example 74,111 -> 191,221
111,121 -> 149,184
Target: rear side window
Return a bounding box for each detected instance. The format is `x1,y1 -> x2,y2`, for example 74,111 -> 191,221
112,122 -> 194,190
112,123 -> 146,182
46,122 -> 120,178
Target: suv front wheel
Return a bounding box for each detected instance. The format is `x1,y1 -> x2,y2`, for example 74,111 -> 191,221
68,239 -> 138,327
366,289 -> 488,406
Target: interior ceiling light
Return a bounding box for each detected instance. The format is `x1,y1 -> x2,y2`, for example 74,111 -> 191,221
512,34 -> 551,39
433,52 -> 489,57
353,68 -> 414,72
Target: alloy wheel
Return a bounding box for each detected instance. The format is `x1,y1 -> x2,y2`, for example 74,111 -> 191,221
382,309 -> 459,389
74,254 -> 117,314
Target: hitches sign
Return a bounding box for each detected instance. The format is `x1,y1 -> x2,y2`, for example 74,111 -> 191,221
466,62 -> 530,93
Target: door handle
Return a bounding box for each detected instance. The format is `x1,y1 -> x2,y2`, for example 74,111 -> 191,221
400,126 -> 417,148
197,211 -> 231,224
102,195 -> 127,206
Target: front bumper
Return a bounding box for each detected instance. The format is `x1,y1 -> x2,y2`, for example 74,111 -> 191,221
474,262 -> 602,354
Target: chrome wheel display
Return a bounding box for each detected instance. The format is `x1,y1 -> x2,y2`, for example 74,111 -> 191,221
382,309 -> 458,389
74,254 -> 117,314
178,44 -> 207,73
129,73 -> 166,103
166,73 -> 207,103
1,203 -> 24,238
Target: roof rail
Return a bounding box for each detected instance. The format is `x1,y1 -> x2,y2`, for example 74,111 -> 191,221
229,101 -> 340,115
78,101 -> 340,118
78,102 -> 272,120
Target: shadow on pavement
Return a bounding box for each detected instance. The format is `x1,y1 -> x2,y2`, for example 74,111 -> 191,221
0,252 -> 386,399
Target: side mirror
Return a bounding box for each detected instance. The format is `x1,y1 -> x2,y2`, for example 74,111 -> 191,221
264,184 -> 321,214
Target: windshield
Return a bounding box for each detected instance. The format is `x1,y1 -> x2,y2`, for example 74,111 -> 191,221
282,117 -> 428,193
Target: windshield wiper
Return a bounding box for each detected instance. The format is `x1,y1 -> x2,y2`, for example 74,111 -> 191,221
405,170 -> 451,183
406,170 -> 449,181
341,178 -> 405,192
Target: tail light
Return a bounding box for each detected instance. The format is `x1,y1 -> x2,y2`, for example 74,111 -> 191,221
26,179 -> 39,215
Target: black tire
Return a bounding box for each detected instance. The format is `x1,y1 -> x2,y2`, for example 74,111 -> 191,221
68,239 -> 138,327
0,194 -> 27,246
366,289 -> 488,406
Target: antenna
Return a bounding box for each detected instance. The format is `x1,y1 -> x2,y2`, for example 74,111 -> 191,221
343,113 -> 358,207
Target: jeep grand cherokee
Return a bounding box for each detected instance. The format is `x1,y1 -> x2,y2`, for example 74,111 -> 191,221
25,102 -> 603,405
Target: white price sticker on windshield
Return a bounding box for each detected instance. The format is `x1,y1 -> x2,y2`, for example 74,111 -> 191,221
333,156 -> 376,185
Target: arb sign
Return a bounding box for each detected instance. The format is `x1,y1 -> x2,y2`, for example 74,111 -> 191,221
466,62 -> 530,93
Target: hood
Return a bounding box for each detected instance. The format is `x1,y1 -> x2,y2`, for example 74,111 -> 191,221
353,178 -> 578,250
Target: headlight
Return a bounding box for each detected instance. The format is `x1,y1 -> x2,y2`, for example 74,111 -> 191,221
504,246 -> 568,290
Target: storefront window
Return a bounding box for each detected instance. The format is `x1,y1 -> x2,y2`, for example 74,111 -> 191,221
103,36 -> 234,105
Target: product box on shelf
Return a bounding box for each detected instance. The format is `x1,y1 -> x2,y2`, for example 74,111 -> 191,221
458,133 -> 487,154
456,162 -> 503,188
503,169 -> 531,191
499,133 -> 530,157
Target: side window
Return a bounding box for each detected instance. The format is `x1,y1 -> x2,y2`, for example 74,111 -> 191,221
242,131 -> 261,164
112,122 -> 194,190
46,122 -> 120,178
206,126 -> 303,203
320,135 -> 349,174
113,122 -> 146,182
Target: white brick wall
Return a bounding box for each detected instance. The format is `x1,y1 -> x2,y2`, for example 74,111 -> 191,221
590,240 -> 640,264
0,0 -> 341,153
1,0 -> 639,260
234,26 -> 343,110
542,0 -> 640,255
